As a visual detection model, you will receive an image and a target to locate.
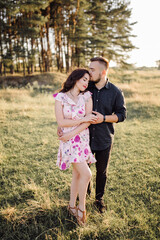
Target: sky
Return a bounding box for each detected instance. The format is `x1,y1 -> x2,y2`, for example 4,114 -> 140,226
126,0 -> 160,67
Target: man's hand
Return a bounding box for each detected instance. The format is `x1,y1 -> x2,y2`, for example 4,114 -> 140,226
84,113 -> 98,123
57,127 -> 63,137
90,111 -> 103,124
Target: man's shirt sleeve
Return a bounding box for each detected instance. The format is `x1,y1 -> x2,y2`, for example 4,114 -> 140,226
114,89 -> 126,122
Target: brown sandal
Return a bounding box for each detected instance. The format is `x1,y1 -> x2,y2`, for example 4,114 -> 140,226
67,205 -> 77,217
76,207 -> 86,226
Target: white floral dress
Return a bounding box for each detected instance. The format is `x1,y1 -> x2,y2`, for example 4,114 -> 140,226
53,91 -> 96,170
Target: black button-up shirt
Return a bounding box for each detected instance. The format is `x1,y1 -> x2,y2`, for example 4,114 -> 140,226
87,80 -> 126,151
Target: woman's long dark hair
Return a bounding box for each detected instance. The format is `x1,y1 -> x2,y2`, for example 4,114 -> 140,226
60,68 -> 89,93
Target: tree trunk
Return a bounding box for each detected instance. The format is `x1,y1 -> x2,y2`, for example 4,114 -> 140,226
46,5 -> 51,72
0,21 -> 3,76
0,62 -> 2,76
8,15 -> 14,74
3,64 -> 6,76
23,60 -> 25,76
31,38 -> 34,74
39,57 -> 42,72
31,64 -> 33,74
40,26 -> 45,72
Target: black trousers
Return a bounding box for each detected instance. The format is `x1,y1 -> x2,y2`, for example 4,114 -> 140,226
92,145 -> 112,201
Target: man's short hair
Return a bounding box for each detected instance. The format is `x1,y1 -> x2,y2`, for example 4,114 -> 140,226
90,57 -> 109,70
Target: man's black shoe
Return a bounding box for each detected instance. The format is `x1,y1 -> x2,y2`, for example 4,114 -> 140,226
95,200 -> 106,213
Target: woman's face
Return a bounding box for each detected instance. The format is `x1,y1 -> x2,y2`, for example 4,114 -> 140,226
75,73 -> 90,92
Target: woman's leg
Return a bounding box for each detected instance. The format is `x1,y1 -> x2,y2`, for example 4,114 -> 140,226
69,167 -> 79,208
73,161 -> 92,212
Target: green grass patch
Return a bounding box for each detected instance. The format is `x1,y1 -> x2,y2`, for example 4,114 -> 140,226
0,70 -> 159,239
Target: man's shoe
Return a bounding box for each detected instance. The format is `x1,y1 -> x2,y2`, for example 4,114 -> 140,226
95,200 -> 106,213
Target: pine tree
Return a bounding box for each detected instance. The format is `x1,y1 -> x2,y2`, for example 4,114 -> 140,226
17,0 -> 49,74
0,0 -> 18,74
71,0 -> 90,68
0,0 -> 136,75
87,0 -> 136,66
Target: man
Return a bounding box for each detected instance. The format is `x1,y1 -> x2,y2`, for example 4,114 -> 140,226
86,57 -> 126,213
57,57 -> 126,213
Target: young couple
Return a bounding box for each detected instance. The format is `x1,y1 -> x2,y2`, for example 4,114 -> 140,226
54,57 -> 126,226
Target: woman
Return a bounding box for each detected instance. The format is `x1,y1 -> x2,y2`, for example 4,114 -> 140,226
53,69 -> 97,225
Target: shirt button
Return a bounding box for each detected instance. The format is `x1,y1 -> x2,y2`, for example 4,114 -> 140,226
96,99 -> 98,102
93,128 -> 95,130
92,137 -> 94,139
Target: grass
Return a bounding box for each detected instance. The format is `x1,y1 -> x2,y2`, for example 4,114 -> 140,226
0,69 -> 160,239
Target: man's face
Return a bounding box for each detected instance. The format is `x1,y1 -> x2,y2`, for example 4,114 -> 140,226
89,61 -> 101,83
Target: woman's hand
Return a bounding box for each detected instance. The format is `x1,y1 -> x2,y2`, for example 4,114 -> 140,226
57,127 -> 63,137
84,113 -> 98,123
59,132 -> 72,142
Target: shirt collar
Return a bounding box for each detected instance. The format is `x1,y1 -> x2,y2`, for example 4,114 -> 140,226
105,79 -> 110,89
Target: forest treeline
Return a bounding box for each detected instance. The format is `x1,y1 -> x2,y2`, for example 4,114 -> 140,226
0,0 -> 136,75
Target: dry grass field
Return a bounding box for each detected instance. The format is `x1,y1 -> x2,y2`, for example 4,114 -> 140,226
0,69 -> 159,239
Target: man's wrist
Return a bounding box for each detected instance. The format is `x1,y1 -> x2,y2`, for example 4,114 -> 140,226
103,115 -> 106,122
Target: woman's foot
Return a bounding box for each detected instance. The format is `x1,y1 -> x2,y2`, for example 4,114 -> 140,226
67,205 -> 77,217
76,207 -> 86,226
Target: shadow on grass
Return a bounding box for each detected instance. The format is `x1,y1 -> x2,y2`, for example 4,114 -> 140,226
126,102 -> 160,120
0,190 -> 35,206
29,86 -> 60,97
122,89 -> 134,98
0,73 -> 64,89
0,205 -> 78,240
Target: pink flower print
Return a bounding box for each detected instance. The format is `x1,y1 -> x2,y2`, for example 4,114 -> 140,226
84,148 -> 89,155
78,150 -> 82,156
74,158 -> 77,162
74,135 -> 80,142
53,93 -> 58,98
78,147 -> 81,151
72,141 -> 74,144
78,110 -> 83,114
61,163 -> 66,170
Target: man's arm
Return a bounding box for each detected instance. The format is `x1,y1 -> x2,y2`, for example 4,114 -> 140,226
91,89 -> 126,124
113,89 -> 126,123
92,111 -> 118,123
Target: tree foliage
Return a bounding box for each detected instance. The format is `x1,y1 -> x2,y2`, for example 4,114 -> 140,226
0,0 -> 136,75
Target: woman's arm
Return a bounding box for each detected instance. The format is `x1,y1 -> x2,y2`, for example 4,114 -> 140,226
55,100 -> 83,127
59,97 -> 96,142
59,122 -> 90,142
55,98 -> 97,128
